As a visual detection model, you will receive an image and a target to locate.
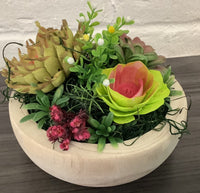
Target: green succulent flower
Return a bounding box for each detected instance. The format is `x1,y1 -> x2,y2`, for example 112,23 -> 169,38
96,61 -> 170,124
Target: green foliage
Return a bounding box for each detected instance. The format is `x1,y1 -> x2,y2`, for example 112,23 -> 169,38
161,66 -> 183,96
70,57 -> 107,90
64,82 -> 108,115
71,14 -> 134,90
87,112 -> 123,152
115,36 -> 165,68
20,85 -> 69,129
78,1 -> 102,36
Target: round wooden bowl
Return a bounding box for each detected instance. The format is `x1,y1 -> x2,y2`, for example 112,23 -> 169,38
9,81 -> 187,187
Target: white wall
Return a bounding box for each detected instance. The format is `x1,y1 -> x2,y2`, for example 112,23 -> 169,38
0,0 -> 200,69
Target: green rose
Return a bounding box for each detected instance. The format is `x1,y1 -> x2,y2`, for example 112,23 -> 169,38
96,61 -> 170,124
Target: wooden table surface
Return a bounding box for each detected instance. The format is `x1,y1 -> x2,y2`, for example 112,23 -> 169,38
0,55 -> 200,193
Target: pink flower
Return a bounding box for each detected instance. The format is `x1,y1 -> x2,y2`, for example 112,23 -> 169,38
60,138 -> 70,150
73,129 -> 90,141
50,105 -> 64,123
47,125 -> 67,142
70,116 -> 85,129
69,110 -> 90,141
70,110 -> 88,129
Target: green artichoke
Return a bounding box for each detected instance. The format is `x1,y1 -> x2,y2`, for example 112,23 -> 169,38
1,20 -> 80,94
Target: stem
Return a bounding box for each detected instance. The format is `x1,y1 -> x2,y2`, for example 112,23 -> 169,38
2,42 -> 23,83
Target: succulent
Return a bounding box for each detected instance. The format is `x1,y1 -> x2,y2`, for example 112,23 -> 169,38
115,34 -> 166,68
1,20 -> 82,94
88,112 -> 123,152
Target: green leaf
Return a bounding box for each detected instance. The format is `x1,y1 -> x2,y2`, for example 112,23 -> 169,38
94,33 -> 102,42
70,65 -> 85,73
38,118 -> 47,129
36,90 -> 50,107
115,137 -> 123,143
52,84 -> 64,105
20,113 -> 36,123
55,96 -> 69,106
122,16 -> 125,24
108,136 -> 118,148
87,1 -> 93,11
166,76 -> 175,88
32,111 -> 49,122
88,117 -> 100,129
110,125 -> 116,132
104,112 -> 114,127
163,66 -> 172,83
101,54 -> 107,63
170,90 -> 183,96
23,103 -> 48,111
87,134 -> 98,143
107,126 -> 112,133
41,95 -> 50,107
109,54 -> 118,60
36,90 -> 44,104
125,20 -> 134,25
98,124 -> 106,130
111,36 -> 119,44
92,50 -> 99,57
116,17 -> 121,26
98,137 -> 106,152
90,21 -> 100,27
79,13 -> 85,17
92,12 -> 98,19
87,11 -> 91,19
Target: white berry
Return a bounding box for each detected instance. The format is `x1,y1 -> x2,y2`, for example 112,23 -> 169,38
67,57 -> 75,64
98,38 -> 104,46
103,79 -> 110,87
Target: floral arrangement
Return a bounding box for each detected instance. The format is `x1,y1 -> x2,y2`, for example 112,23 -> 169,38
1,2 -> 189,152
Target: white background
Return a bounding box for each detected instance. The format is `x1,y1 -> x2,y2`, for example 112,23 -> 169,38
0,0 -> 200,69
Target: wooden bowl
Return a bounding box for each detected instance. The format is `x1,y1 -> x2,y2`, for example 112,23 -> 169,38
9,81 -> 187,187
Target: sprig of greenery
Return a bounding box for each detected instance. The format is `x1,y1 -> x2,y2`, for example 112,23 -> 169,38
78,1 -> 102,36
71,13 -> 134,90
88,112 -> 123,152
20,85 -> 69,129
161,66 -> 183,96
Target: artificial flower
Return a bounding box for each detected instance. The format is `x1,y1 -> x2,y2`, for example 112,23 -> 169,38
50,105 -> 64,123
108,26 -> 115,33
47,125 -> 67,142
96,61 -> 170,124
60,138 -> 71,150
70,110 -> 90,141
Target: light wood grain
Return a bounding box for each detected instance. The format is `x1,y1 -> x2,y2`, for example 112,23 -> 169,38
0,56 -> 200,193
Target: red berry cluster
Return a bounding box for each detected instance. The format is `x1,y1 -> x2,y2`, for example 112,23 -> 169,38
47,105 -> 90,150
